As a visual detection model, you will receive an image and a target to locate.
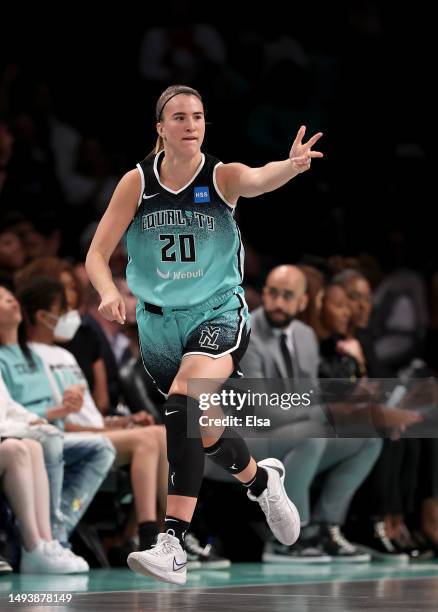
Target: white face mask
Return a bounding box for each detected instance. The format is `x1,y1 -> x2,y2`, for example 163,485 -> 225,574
52,310 -> 82,340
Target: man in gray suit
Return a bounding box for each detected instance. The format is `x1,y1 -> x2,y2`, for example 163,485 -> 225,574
240,265 -> 382,563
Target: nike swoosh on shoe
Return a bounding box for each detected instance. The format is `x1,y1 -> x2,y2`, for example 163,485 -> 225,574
263,464 -> 284,477
173,558 -> 187,571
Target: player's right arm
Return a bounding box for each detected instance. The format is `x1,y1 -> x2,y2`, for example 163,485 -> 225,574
85,169 -> 141,324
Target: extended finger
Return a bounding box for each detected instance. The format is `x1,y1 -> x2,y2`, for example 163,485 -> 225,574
304,132 -> 323,150
292,125 -> 306,147
291,152 -> 323,164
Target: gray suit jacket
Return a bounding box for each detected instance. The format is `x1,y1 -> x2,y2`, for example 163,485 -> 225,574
241,308 -> 320,385
240,307 -> 326,424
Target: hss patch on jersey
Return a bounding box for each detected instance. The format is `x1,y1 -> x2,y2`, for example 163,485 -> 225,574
194,186 -> 210,203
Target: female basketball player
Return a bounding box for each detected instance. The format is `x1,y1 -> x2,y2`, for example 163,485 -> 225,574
86,85 -> 323,584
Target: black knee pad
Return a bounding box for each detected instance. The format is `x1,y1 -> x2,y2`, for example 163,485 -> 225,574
164,394 -> 190,465
164,394 -> 204,497
204,426 -> 251,475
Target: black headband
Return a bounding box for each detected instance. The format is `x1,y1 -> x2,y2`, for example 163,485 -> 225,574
156,90 -> 202,121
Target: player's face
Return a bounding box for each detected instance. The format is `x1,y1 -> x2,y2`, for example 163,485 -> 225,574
157,94 -> 205,155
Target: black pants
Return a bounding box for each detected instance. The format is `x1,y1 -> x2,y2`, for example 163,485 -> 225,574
353,438 -> 421,517
417,438 -> 438,500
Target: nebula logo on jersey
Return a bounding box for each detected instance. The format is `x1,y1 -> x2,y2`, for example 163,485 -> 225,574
173,269 -> 204,280
194,186 -> 210,203
156,268 -> 204,280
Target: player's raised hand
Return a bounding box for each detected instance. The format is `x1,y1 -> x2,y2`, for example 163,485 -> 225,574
289,125 -> 323,174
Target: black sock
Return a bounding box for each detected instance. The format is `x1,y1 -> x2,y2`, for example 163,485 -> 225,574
138,521 -> 159,550
164,516 -> 190,548
243,465 -> 268,497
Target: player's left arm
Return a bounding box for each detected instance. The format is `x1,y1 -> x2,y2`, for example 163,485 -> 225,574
216,125 -> 323,205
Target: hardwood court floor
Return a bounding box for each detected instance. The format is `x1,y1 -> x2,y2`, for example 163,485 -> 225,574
2,561 -> 438,611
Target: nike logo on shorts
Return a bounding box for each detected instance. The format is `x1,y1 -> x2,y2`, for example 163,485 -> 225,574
165,410 -> 179,416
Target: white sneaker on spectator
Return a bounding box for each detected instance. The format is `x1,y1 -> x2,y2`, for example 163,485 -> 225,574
20,541 -> 78,574
127,533 -> 187,585
49,541 -> 89,573
247,458 -> 300,546
0,554 -> 13,574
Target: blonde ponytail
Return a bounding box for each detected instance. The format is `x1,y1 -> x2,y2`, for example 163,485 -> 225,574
146,135 -> 164,160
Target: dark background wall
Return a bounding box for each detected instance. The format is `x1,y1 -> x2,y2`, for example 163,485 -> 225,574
0,3 -> 432,270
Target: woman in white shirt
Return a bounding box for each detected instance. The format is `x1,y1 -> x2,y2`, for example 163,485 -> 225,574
0,375 -> 87,573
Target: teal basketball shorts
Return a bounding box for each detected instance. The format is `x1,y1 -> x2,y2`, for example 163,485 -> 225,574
136,288 -> 250,395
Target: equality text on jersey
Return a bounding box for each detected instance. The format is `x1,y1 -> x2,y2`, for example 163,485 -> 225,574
142,209 -> 215,232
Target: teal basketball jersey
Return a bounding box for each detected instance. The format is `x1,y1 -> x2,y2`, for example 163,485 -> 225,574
126,151 -> 244,308
0,344 -> 56,420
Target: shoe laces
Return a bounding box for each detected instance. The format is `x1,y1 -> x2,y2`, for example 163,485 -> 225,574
60,547 -> 80,562
44,541 -> 67,558
50,541 -> 82,564
328,526 -> 356,553
259,490 -> 284,524
375,521 -> 396,552
149,534 -> 178,557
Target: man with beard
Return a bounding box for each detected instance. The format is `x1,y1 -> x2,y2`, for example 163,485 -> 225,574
240,265 -> 381,564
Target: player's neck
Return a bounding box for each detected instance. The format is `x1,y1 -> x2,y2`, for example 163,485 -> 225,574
160,150 -> 202,189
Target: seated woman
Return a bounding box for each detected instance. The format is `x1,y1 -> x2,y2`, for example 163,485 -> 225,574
13,277 -> 168,553
0,284 -> 116,547
15,256 -> 163,419
15,256 -> 113,414
0,378 -> 86,573
333,270 -> 434,560
315,279 -> 421,561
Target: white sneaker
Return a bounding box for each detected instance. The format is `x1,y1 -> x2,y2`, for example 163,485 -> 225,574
247,458 -> 300,546
48,541 -> 89,573
20,541 -> 78,574
127,533 -> 187,585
